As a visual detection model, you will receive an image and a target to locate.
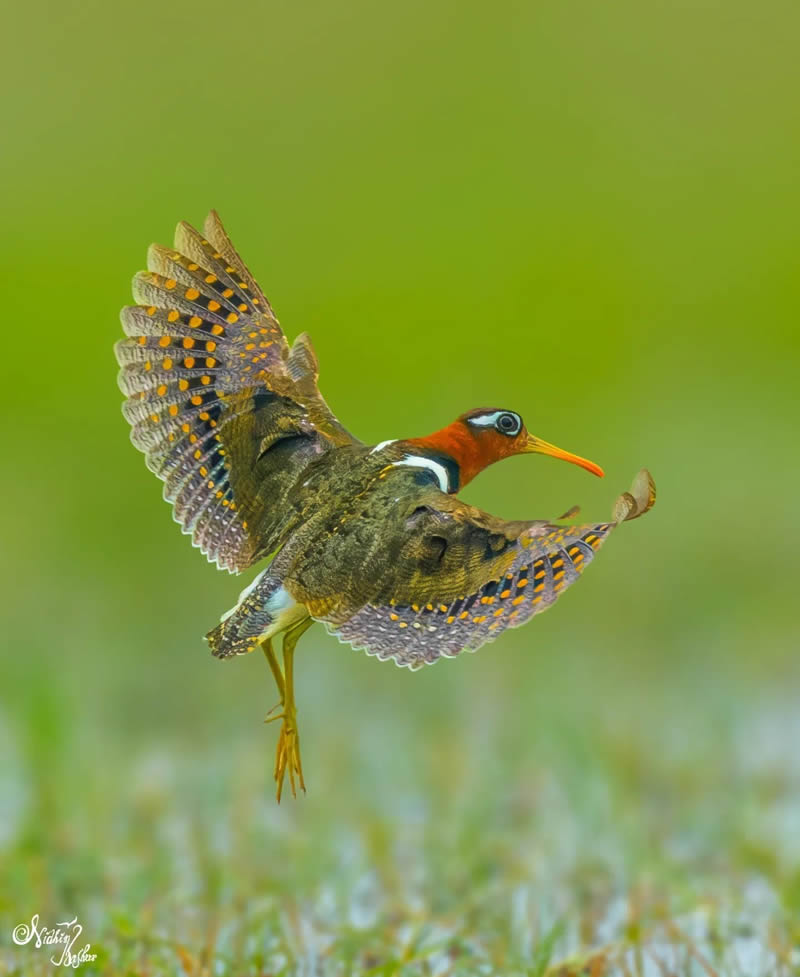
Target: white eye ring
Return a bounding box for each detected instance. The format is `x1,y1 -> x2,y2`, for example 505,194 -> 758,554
466,409 -> 522,434
496,412 -> 521,435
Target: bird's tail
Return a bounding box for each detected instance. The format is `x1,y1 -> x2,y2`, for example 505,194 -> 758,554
206,569 -> 301,658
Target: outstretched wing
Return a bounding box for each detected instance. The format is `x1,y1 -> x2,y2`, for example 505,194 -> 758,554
313,471 -> 656,668
115,211 -> 359,572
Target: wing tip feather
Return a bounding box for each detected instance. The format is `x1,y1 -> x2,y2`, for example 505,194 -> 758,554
613,468 -> 657,523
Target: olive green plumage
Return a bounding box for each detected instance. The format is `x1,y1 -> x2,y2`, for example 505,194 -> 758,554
115,209 -> 656,659
115,211 -> 656,798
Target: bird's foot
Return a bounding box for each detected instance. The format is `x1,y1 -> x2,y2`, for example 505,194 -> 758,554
260,618 -> 311,802
273,702 -> 305,802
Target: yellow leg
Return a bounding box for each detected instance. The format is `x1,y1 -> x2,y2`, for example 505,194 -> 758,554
261,638 -> 284,718
270,617 -> 312,802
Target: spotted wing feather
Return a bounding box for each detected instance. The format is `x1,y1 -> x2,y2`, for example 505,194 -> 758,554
319,470 -> 656,668
115,211 -> 358,571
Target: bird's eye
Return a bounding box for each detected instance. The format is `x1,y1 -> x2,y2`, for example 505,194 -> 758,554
496,412 -> 520,435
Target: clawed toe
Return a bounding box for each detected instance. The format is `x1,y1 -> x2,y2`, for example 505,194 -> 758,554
274,713 -> 305,801
264,701 -> 284,723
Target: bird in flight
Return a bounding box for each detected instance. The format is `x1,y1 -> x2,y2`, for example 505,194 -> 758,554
115,212 -> 656,800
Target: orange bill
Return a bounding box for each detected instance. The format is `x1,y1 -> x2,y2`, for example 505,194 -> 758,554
524,435 -> 605,478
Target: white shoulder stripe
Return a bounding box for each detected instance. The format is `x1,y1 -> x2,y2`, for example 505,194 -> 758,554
391,454 -> 451,493
370,439 -> 398,454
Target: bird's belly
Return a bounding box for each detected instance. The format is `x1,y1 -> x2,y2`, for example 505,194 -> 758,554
258,584 -> 308,639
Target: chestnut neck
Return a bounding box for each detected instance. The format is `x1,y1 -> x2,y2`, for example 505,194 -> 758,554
405,421 -> 499,489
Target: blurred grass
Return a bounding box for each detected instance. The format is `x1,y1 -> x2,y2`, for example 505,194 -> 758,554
1,0 -> 799,974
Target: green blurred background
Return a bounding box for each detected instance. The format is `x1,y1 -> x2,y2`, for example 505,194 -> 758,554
2,1 -> 799,974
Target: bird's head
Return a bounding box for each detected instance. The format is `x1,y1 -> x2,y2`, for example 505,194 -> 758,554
408,407 -> 604,490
